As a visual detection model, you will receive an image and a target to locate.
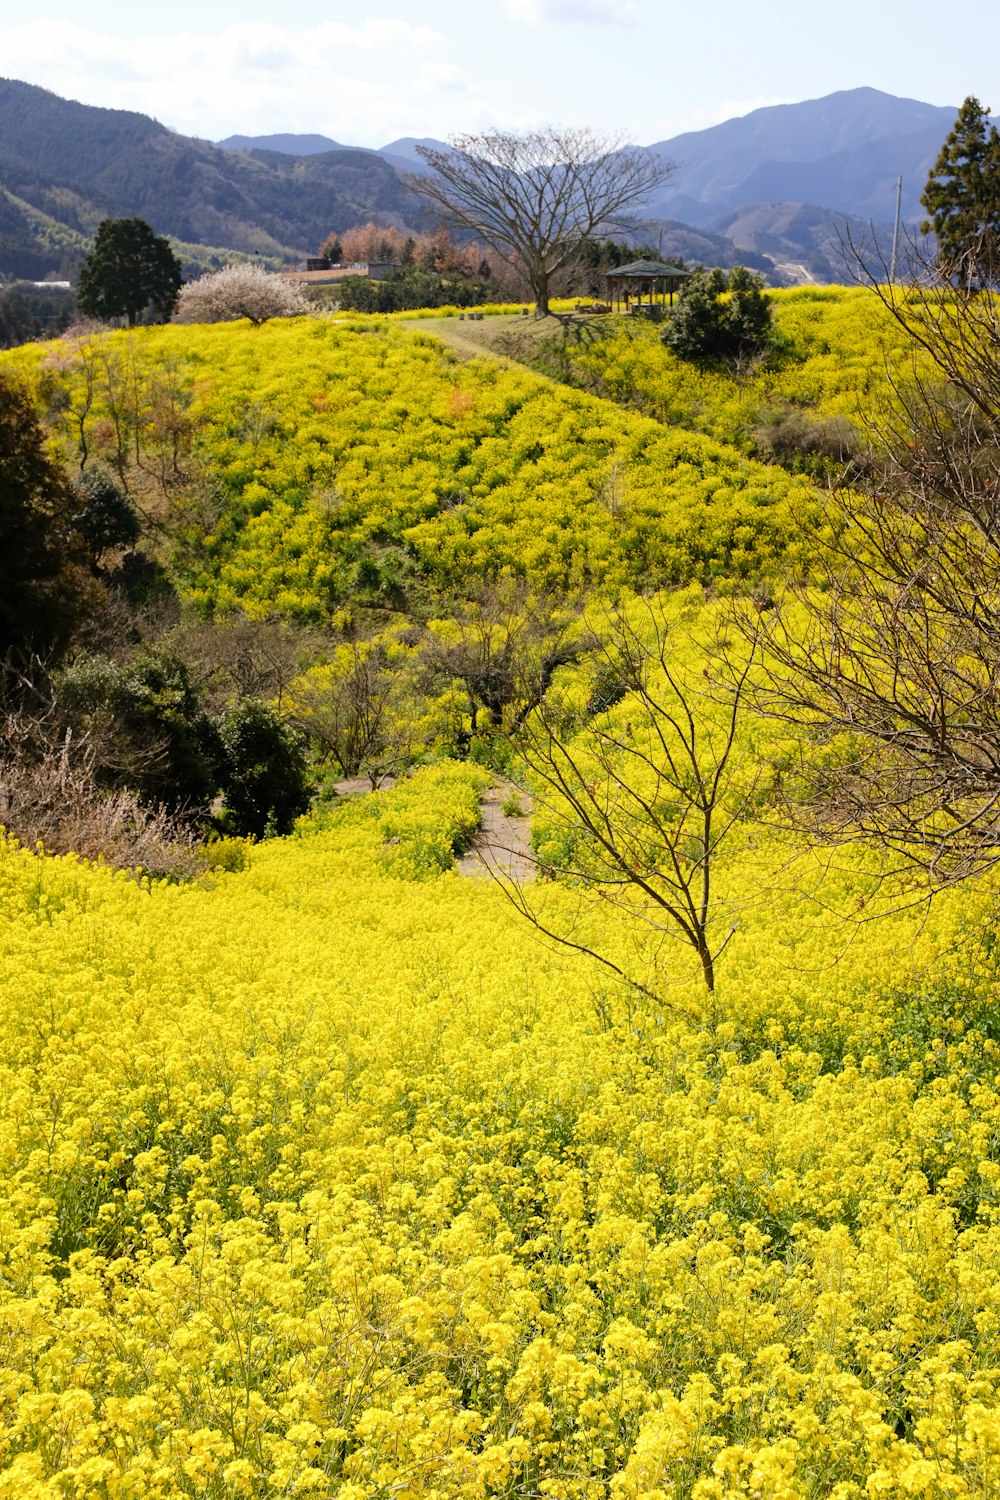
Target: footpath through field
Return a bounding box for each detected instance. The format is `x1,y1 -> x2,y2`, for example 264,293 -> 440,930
398,310 -> 610,369
458,780 -> 535,882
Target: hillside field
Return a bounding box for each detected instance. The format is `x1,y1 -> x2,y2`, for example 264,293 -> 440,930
3,288 -> 1000,1498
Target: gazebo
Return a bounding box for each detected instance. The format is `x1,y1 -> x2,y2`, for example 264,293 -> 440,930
604,258 -> 690,316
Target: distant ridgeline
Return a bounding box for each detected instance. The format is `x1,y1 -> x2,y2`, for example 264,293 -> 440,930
0,77 -> 986,283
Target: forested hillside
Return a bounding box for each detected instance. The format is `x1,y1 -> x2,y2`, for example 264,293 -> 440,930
0,77 -> 427,274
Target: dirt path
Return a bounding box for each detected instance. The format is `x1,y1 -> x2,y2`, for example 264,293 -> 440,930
458,780 -> 535,882
398,311 -> 609,367
329,776 -> 396,798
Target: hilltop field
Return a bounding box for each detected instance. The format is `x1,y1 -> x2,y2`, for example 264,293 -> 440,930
4,289 -> 1000,1499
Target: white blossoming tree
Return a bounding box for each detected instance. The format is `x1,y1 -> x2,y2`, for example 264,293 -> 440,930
175,265 -> 311,326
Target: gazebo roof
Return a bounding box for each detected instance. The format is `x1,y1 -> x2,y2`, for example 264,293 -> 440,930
606,258 -> 689,279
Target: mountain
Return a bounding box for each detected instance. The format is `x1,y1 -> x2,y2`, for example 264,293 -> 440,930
709,203 -> 895,284
0,79 -> 975,288
376,138 -> 444,173
646,87 -> 968,225
216,132 -> 346,155
0,78 -> 428,276
216,132 -> 445,176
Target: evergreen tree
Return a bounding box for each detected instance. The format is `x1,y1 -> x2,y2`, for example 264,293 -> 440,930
921,96 -> 1000,286
77,218 -> 183,327
0,376 -> 93,672
74,468 -> 141,562
663,266 -> 773,365
216,698 -> 311,839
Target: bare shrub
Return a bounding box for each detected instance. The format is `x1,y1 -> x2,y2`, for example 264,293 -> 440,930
0,689 -> 201,878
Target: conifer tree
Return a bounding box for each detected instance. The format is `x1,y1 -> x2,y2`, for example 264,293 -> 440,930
77,218 -> 183,327
0,376 -> 93,671
921,96 -> 1000,285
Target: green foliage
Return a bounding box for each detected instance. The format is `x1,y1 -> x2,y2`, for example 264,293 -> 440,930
663,265 -> 774,364
73,467 -> 141,557
76,217 -> 183,327
0,374 -> 93,669
336,266 -> 493,313
57,648 -> 221,813
921,95 -> 1000,283
216,697 -> 311,839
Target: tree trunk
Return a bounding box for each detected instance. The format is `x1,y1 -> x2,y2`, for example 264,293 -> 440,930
697,938 -> 715,993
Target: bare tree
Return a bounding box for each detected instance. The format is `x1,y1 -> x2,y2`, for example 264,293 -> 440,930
742,232 -> 1000,886
287,636 -> 424,790
424,583 -> 587,743
165,613 -> 311,714
412,128 -> 674,315
505,601 -> 759,994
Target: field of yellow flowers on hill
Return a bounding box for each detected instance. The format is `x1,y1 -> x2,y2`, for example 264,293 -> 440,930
0,313 -> 826,618
5,758 -> 1000,1498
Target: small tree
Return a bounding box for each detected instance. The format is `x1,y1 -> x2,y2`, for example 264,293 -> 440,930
426,585 -> 586,744
663,265 -> 773,366
76,218 -> 183,328
508,600 -> 759,995
921,95 -> 1000,286
74,468 -> 141,562
287,633 -> 426,790
413,128 -> 674,315
175,264 -> 311,326
216,698 -> 310,838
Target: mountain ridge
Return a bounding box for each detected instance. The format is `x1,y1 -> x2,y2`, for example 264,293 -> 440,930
0,79 -> 978,287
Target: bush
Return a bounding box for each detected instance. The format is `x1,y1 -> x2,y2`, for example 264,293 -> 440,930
74,467 -> 141,558
57,648 -> 221,813
663,265 -> 773,365
175,265 -> 311,326
0,733 -> 200,878
216,698 -> 311,839
752,403 -> 861,480
336,267 -> 492,313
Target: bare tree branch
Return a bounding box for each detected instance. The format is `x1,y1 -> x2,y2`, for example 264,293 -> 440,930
738,230 -> 1000,886
498,599 -> 759,994
410,128 -> 674,315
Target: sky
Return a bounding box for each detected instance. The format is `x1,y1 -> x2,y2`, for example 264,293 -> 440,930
1,0 -> 998,148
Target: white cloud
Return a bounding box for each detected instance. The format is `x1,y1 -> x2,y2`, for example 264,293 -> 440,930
505,0 -> 637,24
417,63 -> 467,94
0,17 -> 469,144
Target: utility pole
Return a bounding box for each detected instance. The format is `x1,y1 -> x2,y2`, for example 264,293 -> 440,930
890,175 -> 902,282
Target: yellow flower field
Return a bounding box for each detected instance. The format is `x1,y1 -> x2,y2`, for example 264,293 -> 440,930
4,760 -> 1000,1497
